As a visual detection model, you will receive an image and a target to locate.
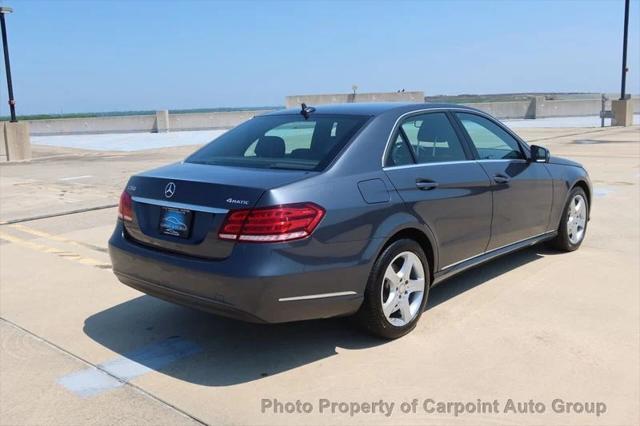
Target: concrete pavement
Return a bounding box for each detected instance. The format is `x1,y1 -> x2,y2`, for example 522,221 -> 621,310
0,125 -> 639,425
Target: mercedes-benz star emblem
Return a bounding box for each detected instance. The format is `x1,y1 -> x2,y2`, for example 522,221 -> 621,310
164,182 -> 176,198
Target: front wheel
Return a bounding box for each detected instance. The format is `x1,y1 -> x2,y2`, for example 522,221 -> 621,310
550,187 -> 589,251
356,239 -> 430,339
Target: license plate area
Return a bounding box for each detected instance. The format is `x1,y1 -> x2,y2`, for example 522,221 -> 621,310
159,207 -> 193,238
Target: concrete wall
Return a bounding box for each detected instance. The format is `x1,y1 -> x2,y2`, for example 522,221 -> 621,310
285,91 -> 424,108
460,100 -> 534,119
535,98 -> 602,118
461,97 -> 639,119
27,110 -> 274,136
28,114 -> 158,136
19,96 -> 640,137
168,110 -> 271,131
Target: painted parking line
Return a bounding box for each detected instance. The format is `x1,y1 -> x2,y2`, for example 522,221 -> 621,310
9,223 -> 107,253
59,175 -> 93,181
0,230 -> 111,269
58,337 -> 202,397
0,204 -> 118,225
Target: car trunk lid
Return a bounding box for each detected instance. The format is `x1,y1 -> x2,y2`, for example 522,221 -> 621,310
123,162 -> 316,259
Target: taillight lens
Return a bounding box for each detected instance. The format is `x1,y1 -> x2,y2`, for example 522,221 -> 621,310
118,191 -> 133,222
219,203 -> 325,242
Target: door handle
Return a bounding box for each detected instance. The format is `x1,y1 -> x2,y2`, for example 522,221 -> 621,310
416,179 -> 439,190
493,174 -> 511,184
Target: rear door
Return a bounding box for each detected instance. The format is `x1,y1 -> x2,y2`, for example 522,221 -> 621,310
454,112 -> 553,250
383,111 -> 493,270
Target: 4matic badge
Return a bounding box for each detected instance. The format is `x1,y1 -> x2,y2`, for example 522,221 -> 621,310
226,197 -> 249,206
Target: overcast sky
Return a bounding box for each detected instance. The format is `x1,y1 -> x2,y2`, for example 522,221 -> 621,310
1,0 -> 639,115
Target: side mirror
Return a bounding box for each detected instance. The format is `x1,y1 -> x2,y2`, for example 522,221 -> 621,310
530,145 -> 550,163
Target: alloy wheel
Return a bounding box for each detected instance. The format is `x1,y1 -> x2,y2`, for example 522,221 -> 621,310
380,251 -> 425,326
567,194 -> 587,245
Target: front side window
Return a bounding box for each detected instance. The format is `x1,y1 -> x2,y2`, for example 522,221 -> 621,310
399,113 -> 467,164
187,114 -> 368,171
456,113 -> 524,160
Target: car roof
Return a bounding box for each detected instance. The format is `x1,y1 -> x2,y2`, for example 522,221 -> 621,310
262,102 -> 482,117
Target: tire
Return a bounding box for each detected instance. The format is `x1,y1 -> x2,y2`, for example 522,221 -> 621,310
550,187 -> 589,252
356,239 -> 430,339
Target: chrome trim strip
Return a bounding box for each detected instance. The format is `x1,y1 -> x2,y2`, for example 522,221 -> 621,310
383,160 -> 472,171
132,196 -> 229,214
382,158 -> 528,172
380,107 -> 530,168
476,159 -> 528,163
441,231 -> 556,270
278,291 -> 358,302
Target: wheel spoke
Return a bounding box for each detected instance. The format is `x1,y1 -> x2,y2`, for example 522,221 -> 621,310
398,298 -> 412,322
574,198 -> 582,212
384,268 -> 400,287
382,292 -> 398,317
406,277 -> 425,293
398,255 -> 413,280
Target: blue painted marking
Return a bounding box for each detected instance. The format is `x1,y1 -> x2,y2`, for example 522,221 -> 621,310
58,367 -> 122,397
594,186 -> 613,197
58,337 -> 201,397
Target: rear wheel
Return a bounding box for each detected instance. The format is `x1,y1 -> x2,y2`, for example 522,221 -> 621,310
357,239 -> 430,339
551,187 -> 589,251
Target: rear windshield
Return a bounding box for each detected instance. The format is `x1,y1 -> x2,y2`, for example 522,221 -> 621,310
186,114 -> 369,171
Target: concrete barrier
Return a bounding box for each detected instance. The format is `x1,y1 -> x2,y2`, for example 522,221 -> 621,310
17,95 -> 640,137
535,98 -> 602,118
460,100 -> 534,119
27,114 -> 157,136
0,122 -> 6,162
155,110 -> 170,132
612,99 -> 634,126
26,110 -> 274,136
286,91 -> 424,108
168,110 -> 272,131
462,97 -> 639,119
1,121 -> 31,162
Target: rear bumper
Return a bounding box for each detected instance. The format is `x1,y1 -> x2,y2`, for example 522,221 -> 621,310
108,223 -> 368,323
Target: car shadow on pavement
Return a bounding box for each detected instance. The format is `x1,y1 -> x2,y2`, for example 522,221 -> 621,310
84,244 -> 561,387
428,245 -> 559,309
83,296 -> 383,387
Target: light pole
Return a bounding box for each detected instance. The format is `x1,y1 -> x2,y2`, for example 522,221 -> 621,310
619,0 -> 630,100
0,6 -> 17,122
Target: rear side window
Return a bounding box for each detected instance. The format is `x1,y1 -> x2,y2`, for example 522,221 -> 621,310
399,113 -> 467,164
456,113 -> 524,160
186,115 -> 368,171
387,134 -> 414,167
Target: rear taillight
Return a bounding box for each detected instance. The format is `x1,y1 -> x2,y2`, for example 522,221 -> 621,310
219,203 -> 325,242
118,191 -> 133,222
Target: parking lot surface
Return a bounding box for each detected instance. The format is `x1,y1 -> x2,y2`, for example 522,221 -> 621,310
1,125 -> 639,425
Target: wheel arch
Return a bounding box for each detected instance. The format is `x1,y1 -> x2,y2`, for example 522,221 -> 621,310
378,227 -> 437,283
571,179 -> 592,218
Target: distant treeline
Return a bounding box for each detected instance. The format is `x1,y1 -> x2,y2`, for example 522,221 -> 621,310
0,106 -> 284,121
425,92 -> 605,104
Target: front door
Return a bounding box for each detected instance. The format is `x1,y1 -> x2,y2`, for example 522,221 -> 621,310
454,112 -> 554,250
383,112 -> 493,270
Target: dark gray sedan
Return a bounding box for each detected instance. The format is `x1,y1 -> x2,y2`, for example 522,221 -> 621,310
109,103 -> 591,338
